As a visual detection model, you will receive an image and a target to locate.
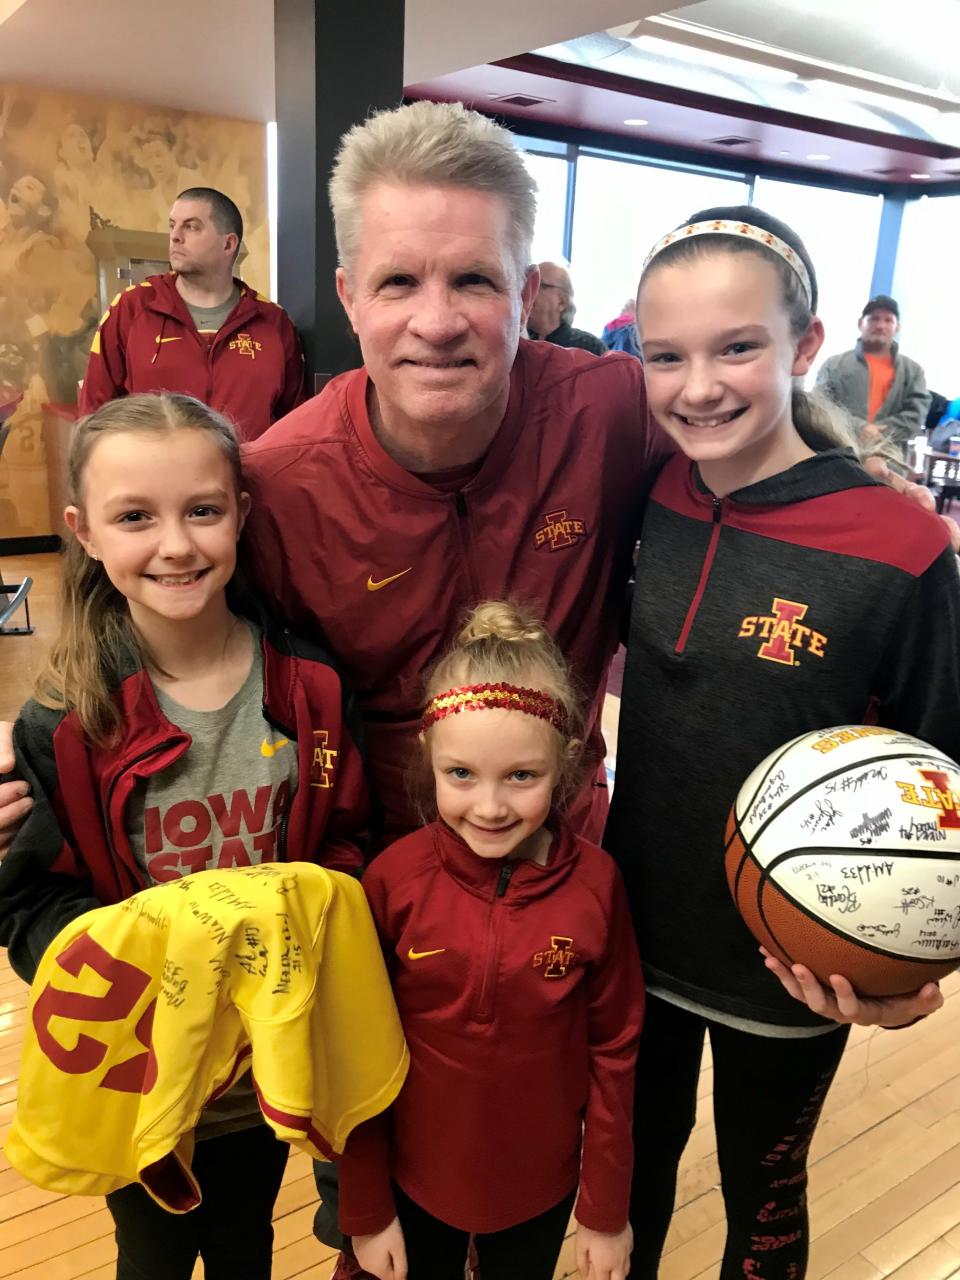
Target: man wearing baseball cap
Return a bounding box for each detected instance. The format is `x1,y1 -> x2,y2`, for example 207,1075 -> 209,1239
817,294 -> 929,464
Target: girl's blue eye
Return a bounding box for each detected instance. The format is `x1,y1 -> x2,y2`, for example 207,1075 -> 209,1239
649,352 -> 680,364
511,770 -> 536,782
726,342 -> 756,356
448,767 -> 471,780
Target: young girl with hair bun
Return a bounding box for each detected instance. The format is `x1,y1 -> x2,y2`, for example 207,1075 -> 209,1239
604,206 -> 960,1278
339,600 -> 644,1280
0,392 -> 369,1280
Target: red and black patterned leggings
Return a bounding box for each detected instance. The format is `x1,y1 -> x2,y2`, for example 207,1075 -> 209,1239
628,995 -> 849,1280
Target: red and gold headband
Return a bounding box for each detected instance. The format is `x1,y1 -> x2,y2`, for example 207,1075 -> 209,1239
421,683 -> 567,734
642,218 -> 813,307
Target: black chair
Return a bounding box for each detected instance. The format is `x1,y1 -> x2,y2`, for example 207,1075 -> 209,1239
0,420 -> 35,636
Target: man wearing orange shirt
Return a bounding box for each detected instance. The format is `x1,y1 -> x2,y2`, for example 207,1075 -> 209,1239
817,295 -> 929,465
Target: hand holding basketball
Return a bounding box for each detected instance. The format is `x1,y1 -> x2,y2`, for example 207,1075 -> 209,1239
760,947 -> 946,1027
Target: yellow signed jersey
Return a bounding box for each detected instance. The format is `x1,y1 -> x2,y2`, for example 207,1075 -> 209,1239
6,863 -> 408,1210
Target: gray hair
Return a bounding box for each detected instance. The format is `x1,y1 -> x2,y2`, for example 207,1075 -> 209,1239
329,100 -> 538,282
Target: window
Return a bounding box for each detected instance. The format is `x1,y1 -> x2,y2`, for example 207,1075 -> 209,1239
522,151 -> 570,265
893,195 -> 960,396
752,179 -> 882,380
569,155 -> 749,339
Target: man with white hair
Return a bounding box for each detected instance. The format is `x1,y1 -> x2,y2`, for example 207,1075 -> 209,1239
240,101 -> 662,854
526,259 -> 607,355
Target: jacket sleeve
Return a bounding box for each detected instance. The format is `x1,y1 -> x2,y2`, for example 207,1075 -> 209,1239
274,310 -> 306,421
78,294 -> 130,415
574,867 -> 645,1234
873,546 -> 960,762
0,707 -> 101,982
878,362 -> 930,449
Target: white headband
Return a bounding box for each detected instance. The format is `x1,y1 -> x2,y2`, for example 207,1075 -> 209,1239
642,219 -> 813,307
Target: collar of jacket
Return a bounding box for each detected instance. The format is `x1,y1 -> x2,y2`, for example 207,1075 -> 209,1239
855,338 -> 900,363
430,818 -> 580,902
146,272 -> 258,327
686,447 -> 877,508
341,346 -> 535,499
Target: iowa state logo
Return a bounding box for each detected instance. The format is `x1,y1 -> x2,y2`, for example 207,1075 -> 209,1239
532,935 -> 580,978
738,597 -> 827,666
229,332 -> 262,359
534,509 -> 587,551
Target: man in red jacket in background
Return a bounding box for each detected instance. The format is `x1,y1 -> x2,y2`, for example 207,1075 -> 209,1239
79,186 -> 304,440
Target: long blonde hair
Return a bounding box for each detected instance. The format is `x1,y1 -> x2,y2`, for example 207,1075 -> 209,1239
34,393 -> 243,743
414,600 -> 587,819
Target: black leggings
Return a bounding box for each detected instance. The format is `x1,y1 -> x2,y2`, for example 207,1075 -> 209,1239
394,1183 -> 576,1280
106,1124 -> 289,1280
628,996 -> 849,1280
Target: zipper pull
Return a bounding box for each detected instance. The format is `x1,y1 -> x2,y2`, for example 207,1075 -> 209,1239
496,861 -> 515,898
712,496 -> 722,522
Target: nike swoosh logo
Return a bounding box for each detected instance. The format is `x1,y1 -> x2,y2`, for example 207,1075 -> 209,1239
261,737 -> 290,757
407,947 -> 446,961
367,568 -> 413,592
156,336 -> 182,344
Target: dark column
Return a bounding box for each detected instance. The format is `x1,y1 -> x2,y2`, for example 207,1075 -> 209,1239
274,1 -> 405,393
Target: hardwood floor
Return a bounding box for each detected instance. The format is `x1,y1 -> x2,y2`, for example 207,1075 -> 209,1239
1,554 -> 960,1277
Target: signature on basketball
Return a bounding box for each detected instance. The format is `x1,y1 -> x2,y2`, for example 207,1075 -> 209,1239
816,882 -> 860,913
826,766 -> 887,795
749,770 -> 789,825
899,816 -> 948,843
895,890 -> 935,915
856,922 -> 901,940
801,798 -> 841,835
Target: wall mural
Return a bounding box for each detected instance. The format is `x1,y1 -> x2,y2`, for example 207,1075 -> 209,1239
0,83 -> 268,538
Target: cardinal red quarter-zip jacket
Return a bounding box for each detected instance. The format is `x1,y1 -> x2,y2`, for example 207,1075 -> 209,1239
79,273 -> 304,440
338,821 -> 644,1236
242,340 -> 670,843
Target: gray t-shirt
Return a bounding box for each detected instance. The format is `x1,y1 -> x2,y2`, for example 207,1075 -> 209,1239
127,627 -> 298,885
125,625 -> 299,1140
185,284 -> 240,339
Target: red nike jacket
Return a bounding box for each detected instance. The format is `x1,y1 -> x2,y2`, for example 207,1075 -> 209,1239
242,340 -> 670,843
79,273 -> 304,440
338,820 -> 645,1236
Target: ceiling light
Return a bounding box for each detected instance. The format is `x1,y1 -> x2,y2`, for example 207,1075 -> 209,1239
623,118 -> 649,126
806,153 -> 831,161
778,150 -> 792,156
910,172 -> 932,179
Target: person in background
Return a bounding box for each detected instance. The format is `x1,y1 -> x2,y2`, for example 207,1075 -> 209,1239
79,187 -> 304,441
602,298 -> 641,359
526,259 -> 607,355
816,295 -> 929,467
